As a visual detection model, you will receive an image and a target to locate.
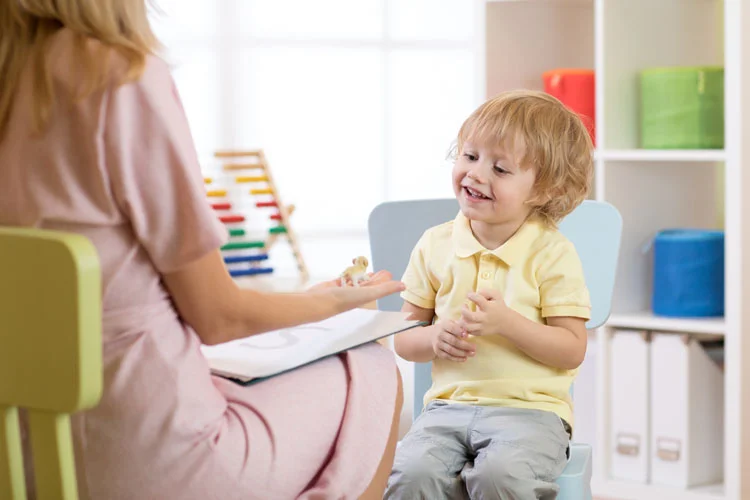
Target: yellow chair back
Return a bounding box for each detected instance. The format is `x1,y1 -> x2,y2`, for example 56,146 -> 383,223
0,228 -> 102,500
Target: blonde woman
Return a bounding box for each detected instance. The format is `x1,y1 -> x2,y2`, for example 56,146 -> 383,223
0,1 -> 403,499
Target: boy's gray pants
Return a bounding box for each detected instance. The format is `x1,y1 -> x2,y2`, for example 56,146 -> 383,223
384,401 -> 570,500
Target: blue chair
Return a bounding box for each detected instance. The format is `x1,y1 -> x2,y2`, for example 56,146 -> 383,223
368,199 -> 622,500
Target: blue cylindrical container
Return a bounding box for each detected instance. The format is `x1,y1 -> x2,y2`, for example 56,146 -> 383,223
652,229 -> 724,317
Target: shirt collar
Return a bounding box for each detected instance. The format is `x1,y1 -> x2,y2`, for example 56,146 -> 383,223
452,211 -> 545,266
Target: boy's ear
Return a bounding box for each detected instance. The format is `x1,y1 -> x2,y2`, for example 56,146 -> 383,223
352,258 -> 357,264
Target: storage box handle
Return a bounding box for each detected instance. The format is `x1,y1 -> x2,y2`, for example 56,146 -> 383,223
656,437 -> 681,462
615,432 -> 640,456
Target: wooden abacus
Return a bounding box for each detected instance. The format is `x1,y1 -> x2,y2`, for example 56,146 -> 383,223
209,149 -> 309,283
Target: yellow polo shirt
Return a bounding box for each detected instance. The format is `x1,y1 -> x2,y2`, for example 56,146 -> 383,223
401,212 -> 591,426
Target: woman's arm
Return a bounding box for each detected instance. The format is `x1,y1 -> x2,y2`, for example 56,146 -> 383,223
163,250 -> 405,345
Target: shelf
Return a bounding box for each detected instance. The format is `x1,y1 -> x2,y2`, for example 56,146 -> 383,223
606,311 -> 725,337
595,149 -> 726,162
593,479 -> 724,500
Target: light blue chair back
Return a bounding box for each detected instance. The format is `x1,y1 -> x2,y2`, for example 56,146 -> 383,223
368,199 -> 622,500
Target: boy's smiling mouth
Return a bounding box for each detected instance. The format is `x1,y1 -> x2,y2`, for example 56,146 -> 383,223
462,185 -> 493,201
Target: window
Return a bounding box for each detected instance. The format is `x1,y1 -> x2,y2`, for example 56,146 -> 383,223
151,0 -> 482,238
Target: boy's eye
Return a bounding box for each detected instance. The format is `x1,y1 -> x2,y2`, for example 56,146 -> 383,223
493,166 -> 509,175
463,153 -> 478,161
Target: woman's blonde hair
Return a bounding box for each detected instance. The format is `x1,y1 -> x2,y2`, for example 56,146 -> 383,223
0,0 -> 160,139
456,90 -> 594,226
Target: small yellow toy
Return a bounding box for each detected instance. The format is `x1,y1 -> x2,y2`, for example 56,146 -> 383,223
340,256 -> 370,287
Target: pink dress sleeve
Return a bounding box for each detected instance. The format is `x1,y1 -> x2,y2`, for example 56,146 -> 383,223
103,56 -> 227,273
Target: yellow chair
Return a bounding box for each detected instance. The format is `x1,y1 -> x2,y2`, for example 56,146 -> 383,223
0,228 -> 102,500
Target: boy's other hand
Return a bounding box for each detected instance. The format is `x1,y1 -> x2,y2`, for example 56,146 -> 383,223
461,289 -> 512,336
431,319 -> 476,362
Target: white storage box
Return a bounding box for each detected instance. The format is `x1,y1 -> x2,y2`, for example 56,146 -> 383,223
649,334 -> 724,488
610,330 -> 650,483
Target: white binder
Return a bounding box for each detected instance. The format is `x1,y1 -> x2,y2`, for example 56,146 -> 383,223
649,334 -> 724,488
610,329 -> 650,483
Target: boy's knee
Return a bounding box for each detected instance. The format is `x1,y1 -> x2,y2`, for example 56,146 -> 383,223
383,467 -> 437,500
467,449 -> 559,500
469,462 -> 531,499
385,455 -> 447,499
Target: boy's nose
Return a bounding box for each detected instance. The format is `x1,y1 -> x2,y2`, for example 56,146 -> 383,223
466,165 -> 486,183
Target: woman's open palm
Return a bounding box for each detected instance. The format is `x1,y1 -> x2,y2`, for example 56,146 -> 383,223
308,270 -> 405,312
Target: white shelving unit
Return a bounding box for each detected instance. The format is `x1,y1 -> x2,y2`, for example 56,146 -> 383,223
480,1 -> 750,499
595,149 -> 728,163
607,312 -> 726,338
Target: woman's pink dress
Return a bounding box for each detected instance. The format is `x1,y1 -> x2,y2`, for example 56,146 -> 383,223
0,29 -> 398,500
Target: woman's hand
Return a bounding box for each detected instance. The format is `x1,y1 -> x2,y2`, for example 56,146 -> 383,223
306,270 -> 390,291
308,270 -> 405,312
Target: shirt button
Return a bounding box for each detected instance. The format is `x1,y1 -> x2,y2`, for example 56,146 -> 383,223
481,271 -> 491,279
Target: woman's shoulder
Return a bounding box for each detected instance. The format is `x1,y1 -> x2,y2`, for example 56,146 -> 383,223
49,28 -> 172,97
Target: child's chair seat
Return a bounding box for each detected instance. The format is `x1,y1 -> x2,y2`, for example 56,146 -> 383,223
557,443 -> 593,500
368,199 -> 622,500
0,227 -> 103,500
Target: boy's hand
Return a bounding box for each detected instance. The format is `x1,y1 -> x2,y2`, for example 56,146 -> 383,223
460,289 -> 512,336
431,319 -> 476,362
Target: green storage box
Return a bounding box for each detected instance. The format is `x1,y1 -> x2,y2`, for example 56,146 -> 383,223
640,66 -> 724,149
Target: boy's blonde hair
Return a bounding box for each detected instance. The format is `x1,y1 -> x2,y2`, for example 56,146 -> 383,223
0,0 -> 160,139
456,90 -> 594,225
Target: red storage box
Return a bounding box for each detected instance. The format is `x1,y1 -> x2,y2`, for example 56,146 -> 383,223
543,69 -> 596,145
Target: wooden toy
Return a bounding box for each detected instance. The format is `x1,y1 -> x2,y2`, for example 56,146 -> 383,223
208,149 -> 309,282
